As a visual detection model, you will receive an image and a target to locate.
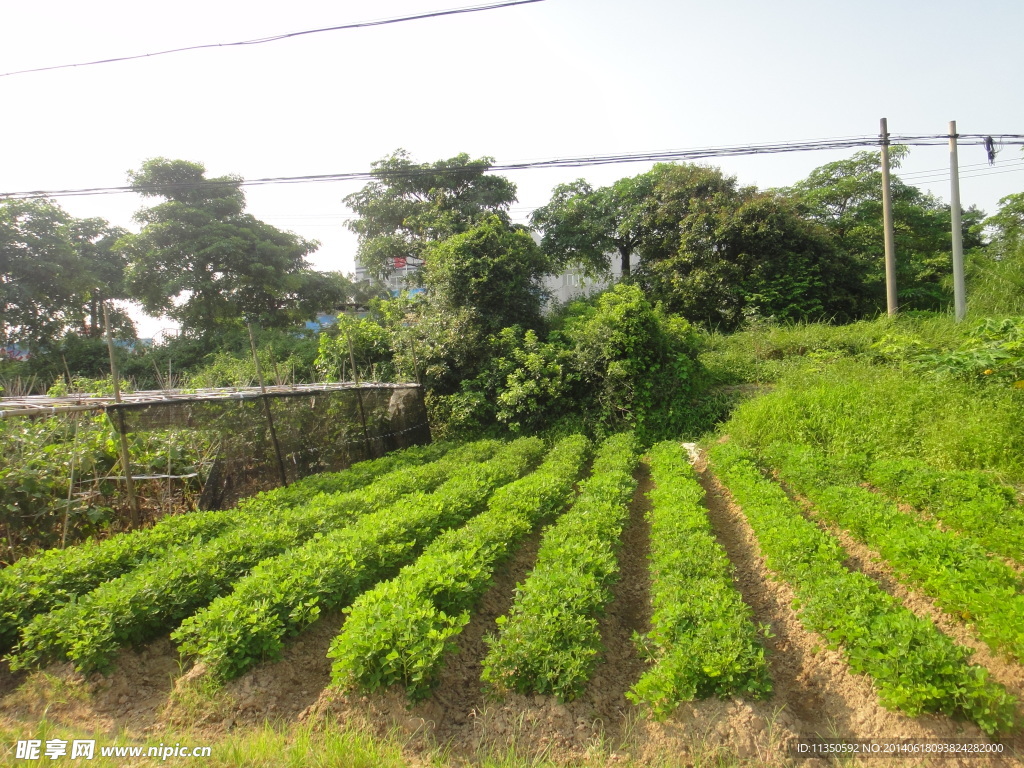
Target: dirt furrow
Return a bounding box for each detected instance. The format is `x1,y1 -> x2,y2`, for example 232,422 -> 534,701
691,453 -> 1017,765
418,462 -> 656,764
789,485 -> 1024,730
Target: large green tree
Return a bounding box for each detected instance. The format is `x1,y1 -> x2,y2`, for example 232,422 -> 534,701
66,217 -> 131,337
0,199 -> 79,349
640,189 -> 862,328
117,158 -> 330,337
422,215 -> 550,333
530,173 -> 658,279
1,200 -> 132,350
344,150 -> 517,280
628,163 -> 863,329
785,149 -> 985,312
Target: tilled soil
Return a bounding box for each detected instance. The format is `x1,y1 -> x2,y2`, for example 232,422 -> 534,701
1,452 -> 1023,767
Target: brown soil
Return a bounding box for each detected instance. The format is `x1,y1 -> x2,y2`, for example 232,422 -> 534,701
1,454 -> 1023,767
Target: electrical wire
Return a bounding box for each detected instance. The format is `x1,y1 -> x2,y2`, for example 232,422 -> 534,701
3,134 -> 1024,201
898,157 -> 1023,179
899,161 -> 1024,186
0,0 -> 545,78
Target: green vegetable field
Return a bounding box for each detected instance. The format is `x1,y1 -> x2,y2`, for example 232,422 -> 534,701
2,321 -> 1024,766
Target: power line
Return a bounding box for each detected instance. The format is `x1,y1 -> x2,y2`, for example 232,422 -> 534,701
900,161 -> 1024,185
0,0 -> 545,79
4,134 -> 1024,201
898,156 -> 1023,179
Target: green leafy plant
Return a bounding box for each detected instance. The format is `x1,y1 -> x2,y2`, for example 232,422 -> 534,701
762,441 -> 1024,662
708,441 -> 1015,735
0,441 -> 454,652
172,437 -> 545,681
328,434 -> 591,700
481,433 -> 639,701
7,441 -> 483,673
627,442 -> 771,716
866,459 -> 1024,562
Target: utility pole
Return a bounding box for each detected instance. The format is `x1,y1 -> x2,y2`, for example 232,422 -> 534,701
880,118 -> 898,315
948,120 -> 967,321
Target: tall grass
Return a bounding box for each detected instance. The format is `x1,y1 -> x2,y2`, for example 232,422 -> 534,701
725,359 -> 1024,483
698,315 -> 971,385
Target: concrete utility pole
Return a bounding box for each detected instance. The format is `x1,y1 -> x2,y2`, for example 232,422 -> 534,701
880,118 -> 898,315
949,120 -> 967,322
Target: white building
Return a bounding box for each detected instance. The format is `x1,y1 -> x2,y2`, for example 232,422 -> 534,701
540,252 -> 639,308
353,240 -> 635,307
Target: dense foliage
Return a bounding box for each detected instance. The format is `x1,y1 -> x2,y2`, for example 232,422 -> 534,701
343,150 -> 517,281
117,158 -> 339,337
1,199 -> 131,350
434,284 -> 707,441
785,148 -> 986,312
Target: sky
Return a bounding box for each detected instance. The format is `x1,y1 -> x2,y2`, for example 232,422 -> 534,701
2,0 -> 1022,337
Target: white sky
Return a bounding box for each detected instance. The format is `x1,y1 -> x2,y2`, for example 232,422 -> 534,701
2,0 -> 1022,337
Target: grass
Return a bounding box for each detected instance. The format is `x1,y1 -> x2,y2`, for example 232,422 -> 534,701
0,713 -> 794,768
698,313 -> 989,386
724,358 -> 1024,483
0,718 -> 410,768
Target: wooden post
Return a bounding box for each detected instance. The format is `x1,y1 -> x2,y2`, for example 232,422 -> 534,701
248,322 -> 288,487
345,323 -> 374,458
103,301 -> 141,526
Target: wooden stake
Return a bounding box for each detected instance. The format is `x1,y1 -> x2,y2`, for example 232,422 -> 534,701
103,301 -> 141,526
248,322 -> 288,487
345,323 -> 374,458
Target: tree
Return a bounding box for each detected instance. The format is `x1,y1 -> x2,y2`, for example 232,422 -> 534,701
117,158 -> 324,337
968,189 -> 1024,315
66,217 -> 131,337
0,200 -> 134,350
1,199 -> 79,349
985,191 -> 1024,258
530,173 -> 658,279
344,150 -> 517,280
786,149 -> 985,312
640,188 -> 862,329
422,215 -> 551,334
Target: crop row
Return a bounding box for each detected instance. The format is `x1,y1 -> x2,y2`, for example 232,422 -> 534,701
627,442 -> 770,716
0,440 -> 452,651
708,441 -> 1015,735
9,440 -> 498,673
173,437 -> 546,681
328,434 -> 592,701
481,432 -> 640,701
763,442 -> 1024,662
864,459 -> 1024,563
